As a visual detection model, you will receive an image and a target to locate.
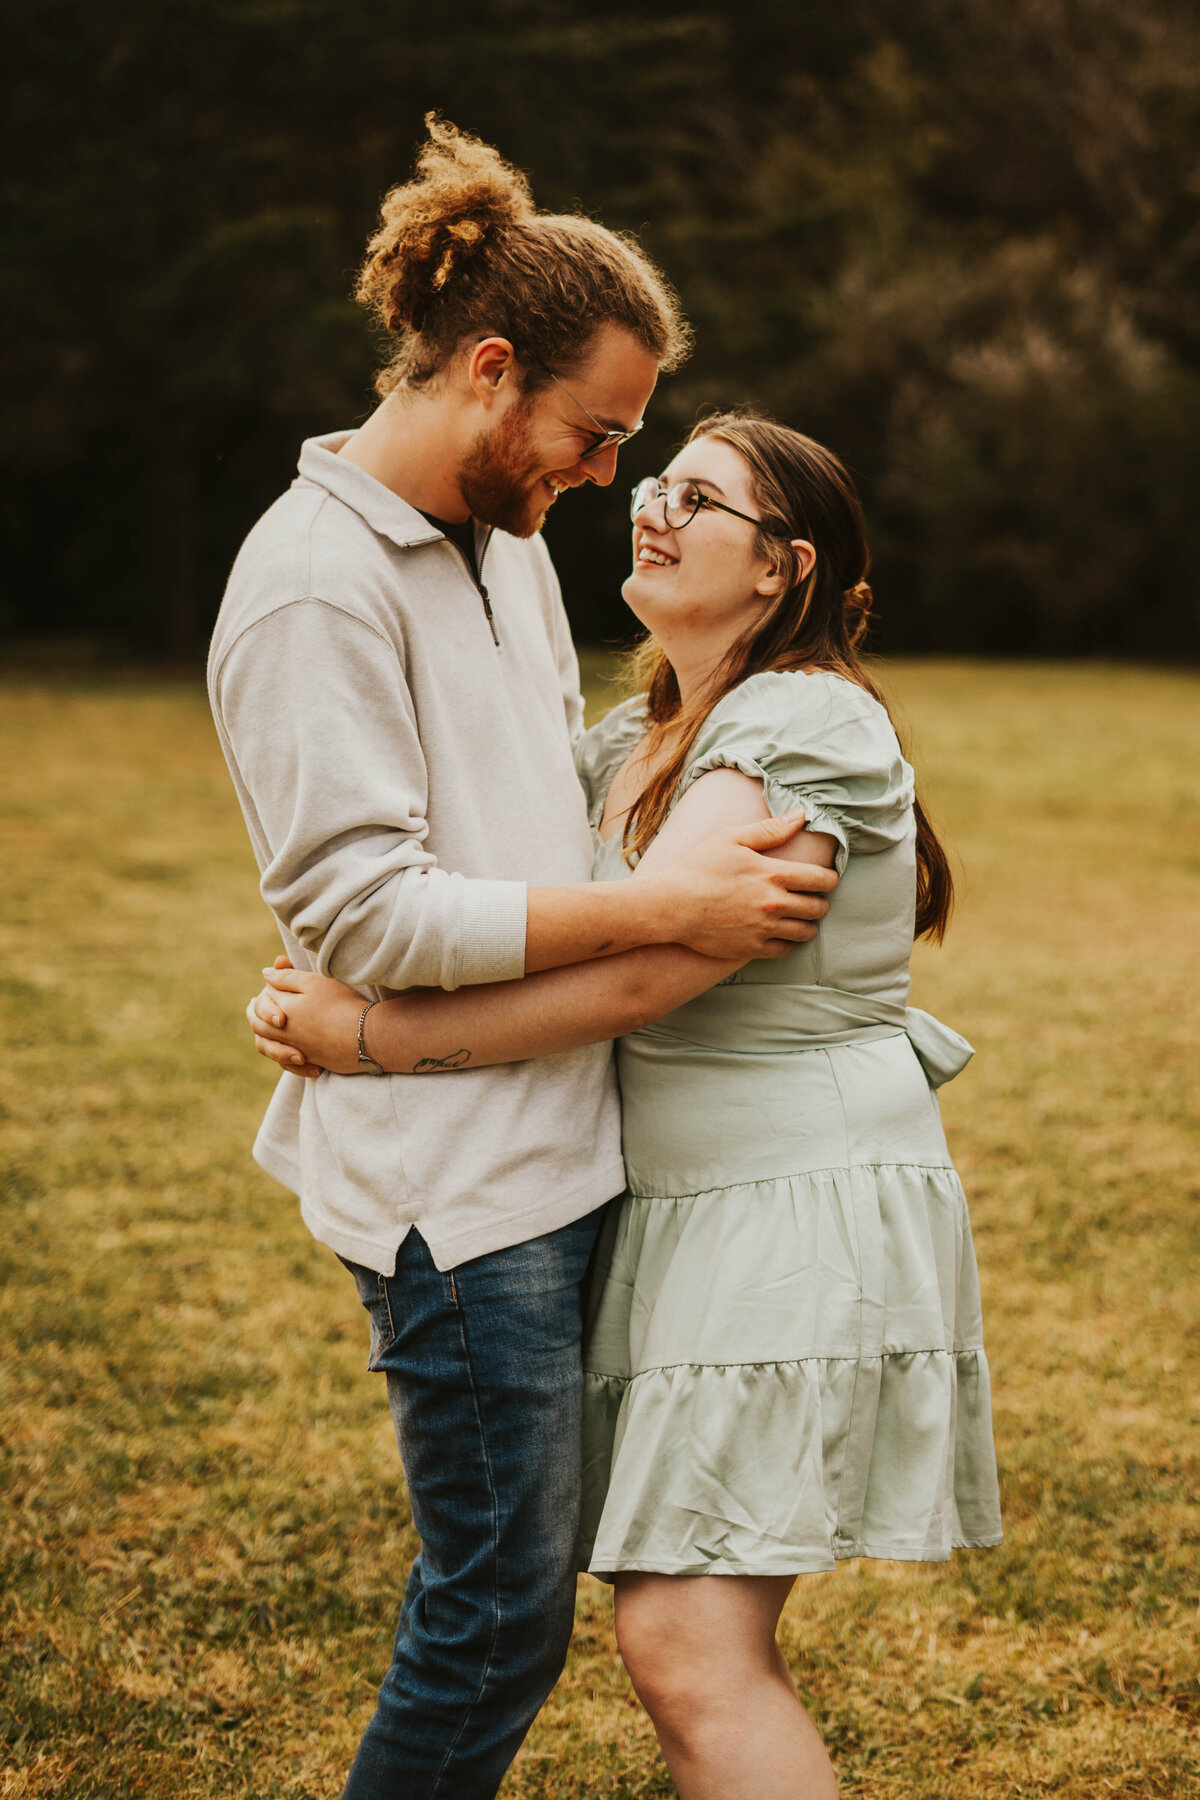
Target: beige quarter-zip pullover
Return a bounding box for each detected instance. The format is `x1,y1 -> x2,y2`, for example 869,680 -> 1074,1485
208,431 -> 623,1271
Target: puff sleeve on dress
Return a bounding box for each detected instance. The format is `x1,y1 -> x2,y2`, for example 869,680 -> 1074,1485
677,670 -> 914,872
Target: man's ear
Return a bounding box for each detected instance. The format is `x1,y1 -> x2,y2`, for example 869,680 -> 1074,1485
466,337 -> 518,411
755,538 -> 816,598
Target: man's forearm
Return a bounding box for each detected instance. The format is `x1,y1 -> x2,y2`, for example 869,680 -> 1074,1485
523,878 -> 674,973
523,810 -> 836,973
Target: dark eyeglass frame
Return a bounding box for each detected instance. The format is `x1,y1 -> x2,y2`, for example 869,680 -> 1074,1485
544,369 -> 644,461
630,476 -> 794,537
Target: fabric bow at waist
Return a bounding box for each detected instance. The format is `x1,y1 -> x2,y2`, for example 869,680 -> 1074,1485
636,983 -> 974,1090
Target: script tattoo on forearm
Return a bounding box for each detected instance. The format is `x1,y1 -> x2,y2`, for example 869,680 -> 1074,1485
411,1048 -> 473,1073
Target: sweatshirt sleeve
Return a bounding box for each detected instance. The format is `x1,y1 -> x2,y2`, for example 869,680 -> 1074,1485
212,598 -> 527,991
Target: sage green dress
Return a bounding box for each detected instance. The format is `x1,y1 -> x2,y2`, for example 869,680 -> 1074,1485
575,671 -> 1003,1578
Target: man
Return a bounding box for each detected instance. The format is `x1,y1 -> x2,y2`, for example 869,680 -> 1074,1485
208,119 -> 835,1799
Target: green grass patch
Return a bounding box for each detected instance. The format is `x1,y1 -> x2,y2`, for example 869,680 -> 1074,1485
2,660 -> 1198,1797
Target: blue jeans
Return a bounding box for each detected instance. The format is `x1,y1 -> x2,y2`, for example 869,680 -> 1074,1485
339,1209 -> 604,1800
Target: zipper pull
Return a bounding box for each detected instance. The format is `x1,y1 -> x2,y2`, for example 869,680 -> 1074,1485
479,583 -> 499,647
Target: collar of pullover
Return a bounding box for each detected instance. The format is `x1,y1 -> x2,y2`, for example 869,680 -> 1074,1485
297,431 -> 449,552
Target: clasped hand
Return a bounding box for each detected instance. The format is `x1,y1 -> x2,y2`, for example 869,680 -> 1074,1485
248,957 -> 366,1079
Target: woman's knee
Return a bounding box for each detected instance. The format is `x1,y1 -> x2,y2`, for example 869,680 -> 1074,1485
615,1592 -> 718,1729
615,1574 -> 789,1737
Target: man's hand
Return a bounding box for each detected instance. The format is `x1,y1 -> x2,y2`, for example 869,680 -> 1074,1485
638,809 -> 838,962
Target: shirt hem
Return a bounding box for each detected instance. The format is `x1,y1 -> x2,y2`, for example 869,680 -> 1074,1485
297,1201 -> 415,1277
253,1130 -> 302,1195
296,1160 -> 627,1277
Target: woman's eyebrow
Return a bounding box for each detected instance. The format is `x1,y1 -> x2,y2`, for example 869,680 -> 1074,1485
662,472 -> 729,498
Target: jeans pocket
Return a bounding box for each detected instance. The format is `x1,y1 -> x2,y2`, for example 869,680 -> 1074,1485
338,1255 -> 397,1372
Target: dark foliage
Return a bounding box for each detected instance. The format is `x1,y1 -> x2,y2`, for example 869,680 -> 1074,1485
3,0 -> 1198,657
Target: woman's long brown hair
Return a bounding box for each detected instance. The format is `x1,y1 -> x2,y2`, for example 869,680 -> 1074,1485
622,411 -> 954,943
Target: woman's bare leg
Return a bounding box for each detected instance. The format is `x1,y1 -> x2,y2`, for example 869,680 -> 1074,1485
614,1572 -> 838,1800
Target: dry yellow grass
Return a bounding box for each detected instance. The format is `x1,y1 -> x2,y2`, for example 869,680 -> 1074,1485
1,659 -> 1197,1798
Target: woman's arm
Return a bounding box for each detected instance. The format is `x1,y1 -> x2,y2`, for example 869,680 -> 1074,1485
251,774 -> 837,1076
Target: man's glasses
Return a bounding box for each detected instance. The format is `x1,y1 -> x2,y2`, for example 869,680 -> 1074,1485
630,477 -> 792,535
546,370 -> 644,462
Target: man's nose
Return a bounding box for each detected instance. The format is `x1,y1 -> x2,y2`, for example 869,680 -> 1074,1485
580,442 -> 620,487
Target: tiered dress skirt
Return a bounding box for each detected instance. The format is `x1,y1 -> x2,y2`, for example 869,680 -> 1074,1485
578,1022 -> 1003,1577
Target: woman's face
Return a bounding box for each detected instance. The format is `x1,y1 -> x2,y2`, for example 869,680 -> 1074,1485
621,436 -> 783,681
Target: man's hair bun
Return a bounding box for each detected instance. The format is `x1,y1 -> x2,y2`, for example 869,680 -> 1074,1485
353,115 -> 690,396
356,115 -> 535,337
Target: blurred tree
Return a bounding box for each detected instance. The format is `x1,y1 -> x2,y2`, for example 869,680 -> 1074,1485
1,0 -> 1197,657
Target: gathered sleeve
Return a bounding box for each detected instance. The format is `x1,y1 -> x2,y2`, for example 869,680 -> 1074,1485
573,696 -> 647,828
676,671 -> 914,873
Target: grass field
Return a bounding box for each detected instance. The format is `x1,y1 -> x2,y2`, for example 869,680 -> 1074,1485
1,658 -> 1198,1799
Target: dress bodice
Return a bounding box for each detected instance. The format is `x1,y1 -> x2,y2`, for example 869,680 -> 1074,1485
575,673 -> 970,1086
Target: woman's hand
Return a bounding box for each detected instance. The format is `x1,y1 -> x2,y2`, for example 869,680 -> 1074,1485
248,957 -> 370,1078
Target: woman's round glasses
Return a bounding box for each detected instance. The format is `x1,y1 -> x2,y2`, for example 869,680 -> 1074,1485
630,477 -> 791,536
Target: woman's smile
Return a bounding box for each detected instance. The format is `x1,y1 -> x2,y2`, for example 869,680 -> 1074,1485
635,542 -> 678,568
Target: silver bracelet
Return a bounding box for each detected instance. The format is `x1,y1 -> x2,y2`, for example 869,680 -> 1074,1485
357,1000 -> 386,1076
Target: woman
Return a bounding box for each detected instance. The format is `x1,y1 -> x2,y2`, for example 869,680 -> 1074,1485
250,412 -> 1003,1799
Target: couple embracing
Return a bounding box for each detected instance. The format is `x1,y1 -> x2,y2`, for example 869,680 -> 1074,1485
209,118 -> 1001,1800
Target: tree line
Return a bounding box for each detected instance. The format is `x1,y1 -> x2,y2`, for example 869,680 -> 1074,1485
4,0 -> 1198,659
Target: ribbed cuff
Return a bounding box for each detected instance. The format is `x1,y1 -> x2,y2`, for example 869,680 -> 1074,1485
450,876 -> 528,987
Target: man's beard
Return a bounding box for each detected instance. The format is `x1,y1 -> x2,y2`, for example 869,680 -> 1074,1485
457,400 -> 548,538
